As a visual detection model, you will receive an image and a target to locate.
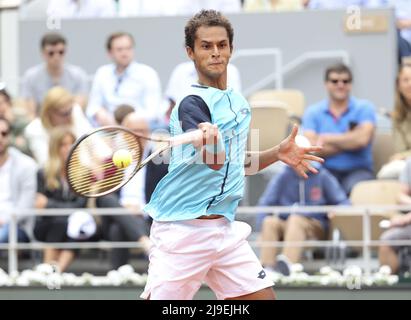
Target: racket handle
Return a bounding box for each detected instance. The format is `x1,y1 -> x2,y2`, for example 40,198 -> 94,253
169,129 -> 203,147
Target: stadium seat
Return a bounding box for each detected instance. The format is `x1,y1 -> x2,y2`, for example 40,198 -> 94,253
330,179 -> 401,244
248,89 -> 306,119
373,131 -> 395,175
248,104 -> 289,152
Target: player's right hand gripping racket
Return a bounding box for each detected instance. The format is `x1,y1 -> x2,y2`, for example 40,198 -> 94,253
66,126 -> 203,198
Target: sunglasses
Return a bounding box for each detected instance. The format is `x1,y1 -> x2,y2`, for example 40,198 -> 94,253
47,50 -> 65,57
328,79 -> 351,85
0,130 -> 10,137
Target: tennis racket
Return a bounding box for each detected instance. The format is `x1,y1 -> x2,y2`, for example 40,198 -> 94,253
66,126 -> 203,197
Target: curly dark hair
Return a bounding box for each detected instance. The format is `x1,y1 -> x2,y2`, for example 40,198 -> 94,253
185,10 -> 234,51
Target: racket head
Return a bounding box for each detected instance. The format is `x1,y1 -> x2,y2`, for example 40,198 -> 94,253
66,126 -> 143,197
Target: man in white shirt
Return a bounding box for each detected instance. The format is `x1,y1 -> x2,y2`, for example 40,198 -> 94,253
87,32 -> 162,127
0,117 -> 37,243
47,0 -> 116,19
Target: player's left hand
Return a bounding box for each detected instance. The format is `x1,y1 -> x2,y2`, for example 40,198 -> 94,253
278,125 -> 324,179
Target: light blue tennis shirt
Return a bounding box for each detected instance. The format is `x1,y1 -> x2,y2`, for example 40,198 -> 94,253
143,84 -> 251,222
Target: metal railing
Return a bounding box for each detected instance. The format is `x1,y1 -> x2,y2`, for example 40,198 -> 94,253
2,205 -> 411,275
231,48 -> 350,97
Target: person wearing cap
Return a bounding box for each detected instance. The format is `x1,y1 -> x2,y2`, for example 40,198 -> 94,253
257,135 -> 350,276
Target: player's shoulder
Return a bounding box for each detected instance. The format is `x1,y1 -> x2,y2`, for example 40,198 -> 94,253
178,94 -> 208,112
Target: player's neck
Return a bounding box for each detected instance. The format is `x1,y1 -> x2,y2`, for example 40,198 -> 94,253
198,75 -> 228,90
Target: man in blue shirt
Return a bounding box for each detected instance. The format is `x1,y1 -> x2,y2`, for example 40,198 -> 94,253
302,63 -> 376,195
141,10 -> 323,300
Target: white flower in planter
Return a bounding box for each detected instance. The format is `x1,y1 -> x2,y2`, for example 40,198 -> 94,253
290,263 -> 304,274
343,265 -> 362,277
0,273 -> 10,286
107,270 -> 123,286
62,273 -> 77,286
378,265 -> 392,276
35,264 -> 55,275
80,273 -> 93,286
117,265 -> 134,277
16,276 -> 30,286
319,266 -> 333,275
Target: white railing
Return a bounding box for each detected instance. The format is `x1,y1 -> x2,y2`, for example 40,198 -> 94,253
2,205 -> 411,275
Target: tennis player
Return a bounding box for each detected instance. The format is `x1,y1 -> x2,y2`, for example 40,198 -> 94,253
141,10 -> 323,300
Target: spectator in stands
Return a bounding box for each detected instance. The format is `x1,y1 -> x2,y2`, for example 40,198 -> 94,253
20,33 -> 89,119
87,32 -> 162,127
244,0 -> 309,12
302,63 -> 376,195
391,0 -> 411,63
100,112 -> 168,269
165,61 -> 242,120
34,127 -> 97,272
47,0 -> 116,19
113,104 -> 134,125
378,64 -> 411,179
24,86 -> 91,166
0,86 -> 31,155
258,135 -> 349,275
0,117 -> 37,244
379,157 -> 411,274
118,0 -> 242,17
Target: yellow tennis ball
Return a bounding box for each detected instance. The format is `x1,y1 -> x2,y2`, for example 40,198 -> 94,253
112,149 -> 132,169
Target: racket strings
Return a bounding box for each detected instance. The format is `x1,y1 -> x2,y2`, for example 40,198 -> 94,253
67,129 -> 143,197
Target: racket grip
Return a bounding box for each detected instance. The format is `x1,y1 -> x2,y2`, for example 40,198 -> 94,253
169,129 -> 203,147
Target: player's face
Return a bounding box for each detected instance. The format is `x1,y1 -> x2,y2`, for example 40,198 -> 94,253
59,134 -> 75,164
109,36 -> 134,69
187,26 -> 232,82
325,72 -> 352,102
0,120 -> 10,156
42,43 -> 66,68
398,66 -> 411,102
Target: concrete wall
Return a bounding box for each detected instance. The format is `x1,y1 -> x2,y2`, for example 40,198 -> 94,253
19,8 -> 397,110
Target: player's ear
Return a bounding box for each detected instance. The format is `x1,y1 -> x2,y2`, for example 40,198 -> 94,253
186,46 -> 195,61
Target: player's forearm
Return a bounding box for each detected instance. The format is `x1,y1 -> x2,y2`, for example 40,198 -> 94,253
244,145 -> 280,176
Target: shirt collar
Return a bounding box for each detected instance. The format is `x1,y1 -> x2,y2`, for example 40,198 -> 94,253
322,96 -> 354,116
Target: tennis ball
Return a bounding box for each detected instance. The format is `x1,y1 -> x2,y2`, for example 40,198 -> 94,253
112,149 -> 132,169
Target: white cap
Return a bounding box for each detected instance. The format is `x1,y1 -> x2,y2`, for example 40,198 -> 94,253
67,211 -> 96,240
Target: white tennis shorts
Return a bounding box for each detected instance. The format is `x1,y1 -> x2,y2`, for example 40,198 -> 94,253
141,218 -> 274,300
